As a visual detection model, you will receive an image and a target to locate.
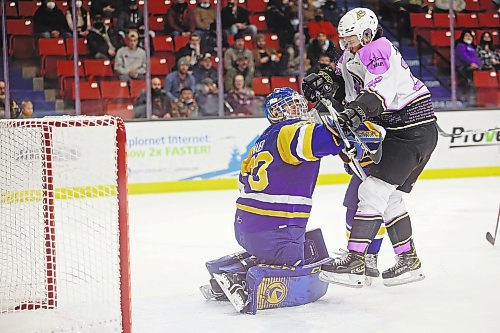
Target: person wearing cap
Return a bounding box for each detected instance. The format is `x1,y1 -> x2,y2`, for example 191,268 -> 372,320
223,33 -> 254,73
307,8 -> 339,43
193,53 -> 217,84
164,57 -> 197,103
175,33 -> 210,68
114,31 -> 147,81
224,55 -> 254,92
307,31 -> 341,68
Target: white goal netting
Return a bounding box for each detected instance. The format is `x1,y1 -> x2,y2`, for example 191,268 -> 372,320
0,116 -> 130,333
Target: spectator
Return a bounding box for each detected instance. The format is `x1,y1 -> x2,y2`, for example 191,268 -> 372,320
19,101 -> 34,119
321,0 -> 345,26
116,0 -> 145,36
285,33 -> 311,75
265,0 -> 296,48
195,77 -> 219,117
252,34 -> 283,77
223,33 -> 254,72
86,14 -> 124,59
175,33 -> 209,68
225,74 -> 260,116
66,1 -> 91,37
114,30 -> 146,81
165,0 -> 196,37
307,32 -> 341,67
455,29 -> 481,81
194,0 -> 216,40
225,55 -> 254,92
308,8 -> 339,44
221,0 -> 257,36
0,81 -> 20,119
90,0 -> 123,19
306,53 -> 345,102
477,31 -> 500,70
171,87 -> 199,118
133,77 -> 170,119
193,53 -> 217,84
34,1 -> 71,39
434,0 -> 465,12
164,57 -> 197,103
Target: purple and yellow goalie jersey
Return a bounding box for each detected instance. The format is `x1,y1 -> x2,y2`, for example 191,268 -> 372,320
235,118 -> 344,233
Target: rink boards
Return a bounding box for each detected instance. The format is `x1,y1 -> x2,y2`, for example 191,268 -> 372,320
124,109 -> 500,194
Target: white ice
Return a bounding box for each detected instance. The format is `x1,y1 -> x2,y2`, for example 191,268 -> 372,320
130,177 -> 500,333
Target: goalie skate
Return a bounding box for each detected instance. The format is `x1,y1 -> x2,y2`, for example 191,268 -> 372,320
200,278 -> 228,301
213,273 -> 248,312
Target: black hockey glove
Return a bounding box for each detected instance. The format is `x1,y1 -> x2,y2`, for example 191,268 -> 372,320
338,102 -> 367,131
302,68 -> 339,102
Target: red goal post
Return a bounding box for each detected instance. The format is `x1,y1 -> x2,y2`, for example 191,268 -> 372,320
0,116 -> 131,333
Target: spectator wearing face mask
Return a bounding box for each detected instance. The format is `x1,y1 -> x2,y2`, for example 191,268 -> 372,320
175,33 -> 211,68
171,87 -> 199,118
455,29 -> 481,81
116,0 -> 144,36
134,77 -> 170,118
194,0 -> 216,40
307,32 -> 341,68
86,14 -> 124,59
165,0 -> 196,37
34,0 -> 71,39
477,31 -> 500,71
66,1 -> 91,37
307,8 -> 338,44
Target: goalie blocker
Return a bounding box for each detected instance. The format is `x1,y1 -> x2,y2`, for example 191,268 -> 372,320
201,229 -> 332,314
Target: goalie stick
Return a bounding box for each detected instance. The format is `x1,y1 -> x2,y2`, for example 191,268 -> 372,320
486,204 -> 500,246
436,123 -> 500,138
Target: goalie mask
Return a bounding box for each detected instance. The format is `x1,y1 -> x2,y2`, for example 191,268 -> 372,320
264,87 -> 311,124
337,7 -> 378,50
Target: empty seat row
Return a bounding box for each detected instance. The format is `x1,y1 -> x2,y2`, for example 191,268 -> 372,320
410,12 -> 500,29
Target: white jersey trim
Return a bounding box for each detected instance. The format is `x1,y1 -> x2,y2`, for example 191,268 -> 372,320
238,189 -> 313,206
386,118 -> 436,131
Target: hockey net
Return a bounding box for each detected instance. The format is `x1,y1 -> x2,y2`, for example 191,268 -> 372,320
0,116 -> 131,333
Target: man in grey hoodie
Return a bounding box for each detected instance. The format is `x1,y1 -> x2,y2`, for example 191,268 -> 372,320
114,30 -> 146,81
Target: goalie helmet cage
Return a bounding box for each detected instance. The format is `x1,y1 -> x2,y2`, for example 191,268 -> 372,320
0,116 -> 131,333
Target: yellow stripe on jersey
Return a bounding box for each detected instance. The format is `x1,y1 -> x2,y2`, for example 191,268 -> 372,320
277,123 -> 301,165
236,203 -> 310,218
240,147 -> 254,175
301,124 -> 319,161
320,115 -> 340,146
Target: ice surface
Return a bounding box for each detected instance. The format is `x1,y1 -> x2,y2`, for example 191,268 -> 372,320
128,177 -> 500,333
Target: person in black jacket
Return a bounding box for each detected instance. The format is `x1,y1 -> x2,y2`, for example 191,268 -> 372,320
307,32 -> 342,68
265,0 -> 295,48
34,0 -> 71,39
86,14 -> 124,59
221,0 -> 256,36
90,0 -> 123,19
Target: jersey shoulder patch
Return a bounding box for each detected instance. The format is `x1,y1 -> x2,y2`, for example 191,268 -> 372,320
357,37 -> 392,75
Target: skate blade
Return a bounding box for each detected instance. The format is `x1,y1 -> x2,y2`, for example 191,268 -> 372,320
365,276 -> 373,286
383,269 -> 425,287
199,284 -> 215,300
213,274 -> 246,312
319,271 -> 364,288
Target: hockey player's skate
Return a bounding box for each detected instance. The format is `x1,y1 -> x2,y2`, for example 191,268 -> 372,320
199,278 -> 228,301
319,251 -> 365,288
213,273 -> 248,312
364,253 -> 380,286
382,245 -> 425,287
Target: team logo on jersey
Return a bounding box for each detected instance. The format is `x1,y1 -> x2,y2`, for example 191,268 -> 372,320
265,281 -> 288,304
356,10 -> 365,20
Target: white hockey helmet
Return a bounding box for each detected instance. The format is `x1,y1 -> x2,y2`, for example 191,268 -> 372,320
337,8 -> 378,50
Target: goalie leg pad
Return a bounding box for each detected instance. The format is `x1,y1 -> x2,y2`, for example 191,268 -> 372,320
205,250 -> 253,276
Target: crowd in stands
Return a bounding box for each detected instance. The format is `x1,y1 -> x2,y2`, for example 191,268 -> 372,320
2,0 -> 499,118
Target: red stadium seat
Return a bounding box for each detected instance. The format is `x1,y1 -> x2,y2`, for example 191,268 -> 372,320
247,0 -> 267,13
6,19 -> 35,58
153,35 -> 175,57
38,38 -> 67,78
130,80 -> 147,98
148,16 -> 165,32
18,1 -> 40,17
270,76 -> 299,91
105,102 -> 135,120
2,1 -> 18,17
243,35 -> 254,49
72,81 -> 101,100
83,59 -> 114,81
473,71 -> 498,88
265,33 -> 279,50
464,0 -> 481,11
249,15 -> 267,32
150,57 -> 170,76
56,60 -> 85,98
66,38 -> 90,57
456,13 -> 479,28
100,81 -> 131,100
433,13 -> 454,28
409,13 -> 433,28
430,30 -> 455,47
252,77 -> 272,96
148,0 -> 170,15
478,13 -> 500,28
174,35 -> 190,51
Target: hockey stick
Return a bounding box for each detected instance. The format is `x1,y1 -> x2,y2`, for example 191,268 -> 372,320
436,123 -> 500,138
486,204 -> 500,246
